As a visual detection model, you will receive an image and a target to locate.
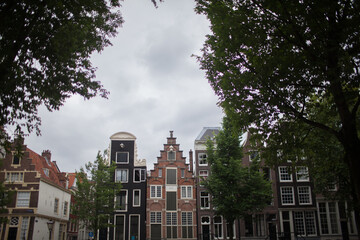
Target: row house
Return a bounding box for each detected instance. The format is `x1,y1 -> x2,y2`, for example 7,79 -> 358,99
194,128 -> 279,240
146,131 -> 197,240
108,132 -> 147,240
195,127 -> 358,240
0,140 -> 71,240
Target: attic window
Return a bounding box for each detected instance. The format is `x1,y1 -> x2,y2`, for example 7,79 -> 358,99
167,151 -> 175,161
43,168 -> 49,177
44,156 -> 51,166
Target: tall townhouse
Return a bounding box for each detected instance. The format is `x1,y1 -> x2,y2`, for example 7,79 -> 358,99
275,158 -> 318,239
108,132 -> 147,240
195,128 -> 279,240
146,131 -> 197,240
0,141 -> 71,240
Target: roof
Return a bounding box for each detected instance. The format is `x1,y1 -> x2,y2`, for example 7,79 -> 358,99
26,147 -> 66,188
110,132 -> 136,140
67,173 -> 77,189
195,127 -> 221,142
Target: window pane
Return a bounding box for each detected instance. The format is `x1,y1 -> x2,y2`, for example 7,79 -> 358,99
166,192 -> 176,210
17,192 -> 30,207
116,152 -> 128,163
130,215 -> 139,239
166,169 -> 176,184
134,190 -> 140,206
115,216 -> 125,240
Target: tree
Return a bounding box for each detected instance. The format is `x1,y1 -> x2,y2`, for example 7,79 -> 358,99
195,0 -> 360,225
72,151 -> 121,239
203,116 -> 272,240
0,0 -> 162,148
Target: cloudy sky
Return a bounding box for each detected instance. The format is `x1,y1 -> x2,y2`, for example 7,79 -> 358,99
25,0 -> 224,172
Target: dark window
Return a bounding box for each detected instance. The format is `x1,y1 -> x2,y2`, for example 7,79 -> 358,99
130,215 -> 139,240
116,152 -> 128,163
115,216 -> 125,240
13,155 -> 20,165
134,169 -> 146,182
166,169 -> 176,184
116,191 -> 127,210
166,192 -> 176,210
151,224 -> 161,240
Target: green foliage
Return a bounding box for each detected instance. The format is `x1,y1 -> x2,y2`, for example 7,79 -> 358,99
195,0 -> 360,217
0,0 -> 123,145
72,151 -> 121,238
203,116 -> 272,240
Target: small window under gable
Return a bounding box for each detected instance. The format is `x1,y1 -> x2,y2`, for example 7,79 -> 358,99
116,152 -> 129,164
12,154 -> 20,165
167,146 -> 175,161
43,168 -> 49,177
199,153 -> 207,166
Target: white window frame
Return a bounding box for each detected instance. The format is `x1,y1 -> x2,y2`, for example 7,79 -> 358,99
150,185 -> 162,198
133,168 -> 146,183
114,214 -> 126,240
16,192 -> 30,207
54,198 -> 59,213
279,166 -> 292,182
116,152 -> 129,164
296,166 -> 309,182
181,186 -> 192,199
6,172 -> 24,182
158,168 -> 162,178
133,189 -> 141,207
298,186 -> 312,205
200,191 -> 210,209
115,169 -> 128,183
198,153 -> 208,166
63,201 -> 68,216
214,216 -> 223,239
249,150 -> 260,162
317,201 -> 340,235
150,211 -> 162,224
280,186 -> 295,205
116,189 -> 128,211
181,211 -> 193,238
168,150 -> 176,161
129,214 -> 140,240
181,169 -> 185,178
293,211 -> 317,236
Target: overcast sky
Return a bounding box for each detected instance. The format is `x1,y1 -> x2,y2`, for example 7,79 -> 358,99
25,0 -> 224,172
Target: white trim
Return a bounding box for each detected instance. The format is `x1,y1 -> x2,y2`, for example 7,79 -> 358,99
133,189 -> 141,207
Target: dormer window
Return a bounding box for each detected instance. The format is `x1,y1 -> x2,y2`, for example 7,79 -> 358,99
167,146 -> 175,161
43,168 -> 49,177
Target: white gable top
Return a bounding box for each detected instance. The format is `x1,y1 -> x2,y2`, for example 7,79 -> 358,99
110,132 -> 137,140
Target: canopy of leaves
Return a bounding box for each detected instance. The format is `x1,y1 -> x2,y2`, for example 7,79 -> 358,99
0,0 -> 123,141
72,151 -> 121,237
203,117 -> 272,239
195,0 -> 360,216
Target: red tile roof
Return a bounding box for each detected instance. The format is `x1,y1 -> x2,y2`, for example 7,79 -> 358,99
26,147 -> 66,188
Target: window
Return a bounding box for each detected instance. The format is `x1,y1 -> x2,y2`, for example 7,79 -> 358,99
280,187 -> 294,205
115,169 -> 128,183
116,190 -> 127,211
115,215 -> 125,240
12,154 -> 20,165
20,217 -> 29,240
54,198 -> 59,213
181,169 -> 185,178
293,211 -> 316,236
181,186 -> 192,199
166,169 -> 176,185
133,190 -> 140,207
158,168 -> 162,177
63,201 -> 68,215
6,172 -> 24,182
150,212 -> 162,239
199,153 -> 207,166
318,202 -> 339,234
200,191 -> 210,209
150,212 -> 162,224
43,168 -> 49,177
182,212 -> 193,238
255,214 -> 266,237
130,215 -> 140,240
298,186 -> 312,205
168,151 -> 176,160
214,216 -> 223,239
249,151 -> 259,162
279,166 -> 292,182
166,212 -> 177,239
16,192 -> 30,207
150,185 -> 162,198
116,152 -> 129,163
166,192 -> 177,210
134,168 -> 146,183
296,166 -> 309,181
199,170 -> 208,177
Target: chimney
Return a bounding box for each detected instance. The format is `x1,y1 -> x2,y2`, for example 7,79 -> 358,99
42,150 -> 51,161
167,130 -> 176,145
189,149 -> 193,173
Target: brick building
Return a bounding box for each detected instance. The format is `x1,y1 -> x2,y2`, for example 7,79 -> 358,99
0,140 -> 71,240
146,131 -> 197,239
